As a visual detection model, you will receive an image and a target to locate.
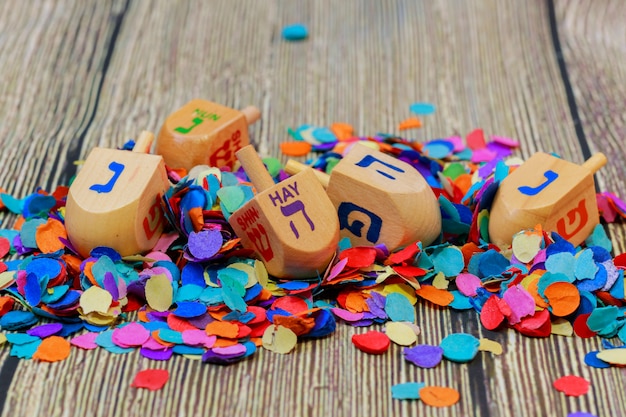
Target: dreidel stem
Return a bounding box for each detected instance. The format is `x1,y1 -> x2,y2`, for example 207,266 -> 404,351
241,106 -> 261,125
132,131 -> 155,153
284,159 -> 331,188
236,145 -> 276,192
582,152 -> 607,174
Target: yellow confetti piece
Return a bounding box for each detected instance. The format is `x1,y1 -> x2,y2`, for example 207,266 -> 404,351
254,260 -> 269,288
80,286 -> 113,315
512,228 -> 543,263
145,273 -> 173,312
378,283 -> 418,305
551,318 -> 574,336
432,272 -> 449,290
0,333 -> 7,346
262,325 -> 298,354
596,349 -> 626,365
478,338 -> 503,355
0,271 -> 16,291
385,322 -> 417,346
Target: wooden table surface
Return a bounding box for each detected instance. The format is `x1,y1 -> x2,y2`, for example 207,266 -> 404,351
1,1 -> 625,416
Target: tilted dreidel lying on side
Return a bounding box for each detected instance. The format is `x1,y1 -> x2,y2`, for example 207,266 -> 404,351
285,143 -> 442,251
488,151 -> 607,248
155,99 -> 261,171
228,145 -> 340,279
65,131 -> 170,258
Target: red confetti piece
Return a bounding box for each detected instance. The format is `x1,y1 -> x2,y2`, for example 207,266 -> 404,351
352,330 -> 390,355
338,247 -> 378,269
573,314 -> 597,338
480,295 -> 505,330
512,309 -> 551,338
553,375 -> 591,397
0,237 -> 10,258
131,369 -> 169,391
466,128 -> 486,150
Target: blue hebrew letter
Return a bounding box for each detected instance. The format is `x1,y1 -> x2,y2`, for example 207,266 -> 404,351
89,161 -> 125,193
355,155 -> 405,180
338,202 -> 383,243
280,200 -> 315,239
517,170 -> 558,196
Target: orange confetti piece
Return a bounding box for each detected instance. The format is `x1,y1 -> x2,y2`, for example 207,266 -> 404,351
205,320 -> 239,339
330,122 -> 354,141
398,117 -> 422,130
419,386 -> 460,407
273,315 -> 316,336
35,218 -> 67,253
544,282 -> 580,317
188,206 -> 204,233
280,141 -> 312,157
415,285 -> 454,306
33,336 -> 71,362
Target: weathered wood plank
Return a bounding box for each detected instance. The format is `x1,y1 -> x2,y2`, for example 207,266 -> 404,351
0,1 -> 625,417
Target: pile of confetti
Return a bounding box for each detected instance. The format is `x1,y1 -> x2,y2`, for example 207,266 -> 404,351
1,103 -> 625,414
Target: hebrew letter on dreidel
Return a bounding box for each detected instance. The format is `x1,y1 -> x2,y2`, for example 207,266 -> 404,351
246,224 -> 274,262
89,162 -> 125,193
556,198 -> 588,240
338,202 -> 383,244
143,195 -> 163,240
280,200 -> 315,239
209,130 -> 242,167
355,155 -> 405,180
517,170 -> 559,196
174,117 -> 204,134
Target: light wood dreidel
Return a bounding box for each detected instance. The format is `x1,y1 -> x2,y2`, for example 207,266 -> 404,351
228,145 -> 340,279
488,152 -> 607,248
155,99 -> 261,171
65,131 -> 170,258
285,143 -> 442,251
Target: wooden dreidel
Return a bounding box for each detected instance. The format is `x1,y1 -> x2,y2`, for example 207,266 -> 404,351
285,143 -> 442,250
488,152 -> 607,248
65,131 -> 170,258
155,99 -> 261,171
228,145 -> 340,279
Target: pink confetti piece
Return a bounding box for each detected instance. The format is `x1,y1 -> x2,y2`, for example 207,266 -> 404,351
502,285 -> 536,325
455,273 -> 482,297
111,322 -> 150,348
70,332 -> 99,350
491,135 -> 520,148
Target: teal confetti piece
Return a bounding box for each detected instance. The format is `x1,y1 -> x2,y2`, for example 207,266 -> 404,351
391,382 -> 425,400
440,333 -> 480,363
385,292 -> 415,322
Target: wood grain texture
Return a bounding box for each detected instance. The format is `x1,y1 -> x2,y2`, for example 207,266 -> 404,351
0,1 -> 625,416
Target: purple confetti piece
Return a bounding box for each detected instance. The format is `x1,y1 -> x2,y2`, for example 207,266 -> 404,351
26,323 -> 63,338
212,344 -> 247,358
103,271 -> 119,300
403,344 -> 444,368
140,347 -> 174,361
187,229 -> 223,261
331,308 -> 364,322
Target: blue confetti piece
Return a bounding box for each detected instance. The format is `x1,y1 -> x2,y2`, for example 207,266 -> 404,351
574,249 -> 598,280
19,218 -> 46,249
10,338 -> 41,359
40,284 -> 70,305
57,322 -> 85,337
181,262 -> 206,287
440,333 -> 480,363
0,310 -> 38,331
277,281 -> 311,291
609,269 -> 625,300
576,264 -> 607,293
477,249 -> 510,278
172,344 -> 205,356
311,127 -> 337,143
46,289 -> 81,310
243,283 -> 263,302
175,284 -> 204,302
385,292 -> 415,322
23,194 -> 56,218
448,290 -> 473,310
6,333 -> 40,345
304,309 -> 337,338
282,24 -> 308,41
423,140 -> 454,159
585,224 -> 612,253
24,272 -> 43,307
0,193 -> 25,214
158,328 -> 184,344
431,246 -> 464,277
391,382 -> 426,400
409,102 -> 436,115
173,301 -> 207,318
545,252 -> 576,282
584,351 -> 610,368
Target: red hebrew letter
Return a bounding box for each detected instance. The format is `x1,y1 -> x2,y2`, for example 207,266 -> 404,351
556,198 -> 588,240
246,223 -> 274,262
